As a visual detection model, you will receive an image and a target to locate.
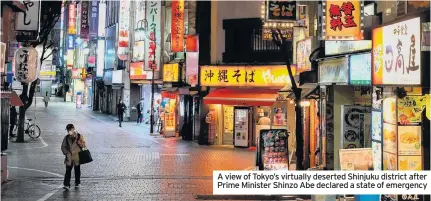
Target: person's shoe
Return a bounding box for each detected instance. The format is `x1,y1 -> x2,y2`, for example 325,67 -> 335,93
63,186 -> 70,190
75,184 -> 80,188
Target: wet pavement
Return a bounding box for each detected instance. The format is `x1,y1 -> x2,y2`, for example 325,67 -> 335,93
2,98 -> 309,201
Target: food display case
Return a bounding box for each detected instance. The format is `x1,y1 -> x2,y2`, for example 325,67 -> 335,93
258,129 -> 289,170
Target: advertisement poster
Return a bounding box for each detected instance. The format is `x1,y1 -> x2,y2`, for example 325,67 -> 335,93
341,106 -> 371,149
398,156 -> 422,171
318,58 -> 349,84
339,148 -> 373,170
383,152 -> 397,170
296,38 -> 312,72
372,111 -> 382,141
259,129 -> 289,170
372,17 -> 421,85
372,87 -> 383,110
383,123 -> 397,154
349,53 -> 371,85
372,142 -> 382,171
223,106 -> 233,133
118,0 -> 130,60
398,126 -> 421,156
323,0 -> 362,40
383,97 -> 397,124
398,96 -> 426,124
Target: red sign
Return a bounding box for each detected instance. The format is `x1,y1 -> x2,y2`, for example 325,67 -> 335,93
171,0 -> 184,52
130,62 -> 147,80
162,91 -> 177,99
68,3 -> 76,34
186,35 -> 198,52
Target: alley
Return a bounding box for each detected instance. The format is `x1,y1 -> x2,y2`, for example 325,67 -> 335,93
1,99 -> 257,201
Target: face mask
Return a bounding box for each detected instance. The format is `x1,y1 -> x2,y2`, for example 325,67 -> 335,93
68,130 -> 75,135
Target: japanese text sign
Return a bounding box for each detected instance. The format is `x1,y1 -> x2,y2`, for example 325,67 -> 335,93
145,1 -> 161,71
323,1 -> 363,40
118,0 -> 130,61
398,96 -> 426,125
262,28 -> 293,41
68,3 -> 76,34
296,38 -> 312,72
349,53 -> 371,85
186,35 -> 199,52
163,63 -> 179,82
16,0 -> 40,31
318,57 -> 349,84
89,0 -> 98,38
80,1 -> 89,38
171,0 -> 185,52
200,66 -> 293,88
266,1 -> 296,21
325,40 -> 371,56
14,47 -> 39,84
372,17 -> 421,85
130,62 -> 151,80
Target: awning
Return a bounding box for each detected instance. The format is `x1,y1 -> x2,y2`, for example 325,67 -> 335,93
203,88 -> 279,106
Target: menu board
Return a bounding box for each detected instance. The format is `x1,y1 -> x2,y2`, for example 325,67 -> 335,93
398,96 -> 426,124
398,156 -> 422,171
372,111 -> 382,141
223,106 -> 234,133
383,123 -> 397,154
372,141 -> 382,171
339,148 -> 373,170
383,152 -> 397,170
398,126 -> 421,155
260,129 -> 289,170
383,97 -> 397,124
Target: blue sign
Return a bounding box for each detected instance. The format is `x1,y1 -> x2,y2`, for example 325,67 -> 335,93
67,35 -> 75,49
89,0 -> 99,39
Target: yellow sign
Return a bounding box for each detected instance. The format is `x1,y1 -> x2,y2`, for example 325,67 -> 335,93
163,63 -> 179,82
39,71 -> 56,76
324,0 -> 362,40
398,96 -> 427,124
200,65 -> 294,88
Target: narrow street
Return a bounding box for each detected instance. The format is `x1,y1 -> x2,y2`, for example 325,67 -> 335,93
1,98 -> 258,201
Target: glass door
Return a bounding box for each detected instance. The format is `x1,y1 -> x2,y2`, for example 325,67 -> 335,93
234,107 -> 249,147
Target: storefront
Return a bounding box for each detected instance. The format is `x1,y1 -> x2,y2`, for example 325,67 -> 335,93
160,91 -> 179,137
200,65 -> 292,148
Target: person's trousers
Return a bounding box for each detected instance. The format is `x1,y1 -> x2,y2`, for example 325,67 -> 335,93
44,102 -> 48,107
137,114 -> 142,124
9,124 -> 15,136
118,114 -> 123,126
63,165 -> 81,186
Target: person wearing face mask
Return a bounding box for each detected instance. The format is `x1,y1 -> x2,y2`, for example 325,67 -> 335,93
61,124 -> 86,190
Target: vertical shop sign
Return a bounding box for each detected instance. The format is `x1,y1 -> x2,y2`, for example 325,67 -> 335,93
163,64 -> 179,82
171,0 -> 185,52
145,1 -> 161,71
98,2 -> 106,37
68,3 -> 76,34
80,1 -> 89,38
372,17 -> 421,85
67,35 -> 74,49
89,0 -> 98,39
96,40 -> 105,77
118,0 -> 130,60
266,1 -> 296,21
14,47 -> 39,84
421,22 -> 430,51
15,0 -> 41,41
133,1 -> 146,61
296,38 -> 312,72
322,0 -> 363,40
186,52 -> 198,87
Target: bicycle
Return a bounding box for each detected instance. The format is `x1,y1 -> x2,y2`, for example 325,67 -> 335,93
13,118 -> 41,139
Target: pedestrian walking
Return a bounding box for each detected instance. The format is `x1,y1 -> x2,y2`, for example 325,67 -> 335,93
117,99 -> 126,127
136,102 -> 142,124
43,91 -> 50,107
61,124 -> 86,190
9,106 -> 17,137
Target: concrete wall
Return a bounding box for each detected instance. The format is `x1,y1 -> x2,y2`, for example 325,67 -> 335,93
333,86 -> 355,170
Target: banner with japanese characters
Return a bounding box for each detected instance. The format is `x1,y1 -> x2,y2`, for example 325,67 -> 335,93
171,0 -> 185,52
145,1 -> 162,71
322,0 -> 363,40
16,0 -> 41,41
68,3 -> 76,34
200,66 -> 292,88
372,17 -> 421,85
266,1 -> 296,21
80,1 -> 89,39
118,0 -> 130,61
89,0 -> 98,39
14,47 -> 40,84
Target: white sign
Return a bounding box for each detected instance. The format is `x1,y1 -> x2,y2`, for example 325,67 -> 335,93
14,47 -> 40,83
325,40 -> 372,56
144,1 -> 161,71
118,0 -> 130,60
349,53 -> 371,85
96,40 -> 105,78
1,43 -> 5,74
133,1 -> 146,62
16,0 -> 41,31
112,70 -> 123,84
98,2 -> 106,37
319,58 -> 348,84
186,52 -> 199,87
372,17 -> 421,85
296,38 -> 312,72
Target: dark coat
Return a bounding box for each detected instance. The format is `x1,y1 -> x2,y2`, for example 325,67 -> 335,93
10,107 -> 17,124
61,133 -> 86,166
117,103 -> 126,114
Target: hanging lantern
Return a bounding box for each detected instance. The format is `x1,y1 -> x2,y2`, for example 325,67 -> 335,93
14,47 -> 39,84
